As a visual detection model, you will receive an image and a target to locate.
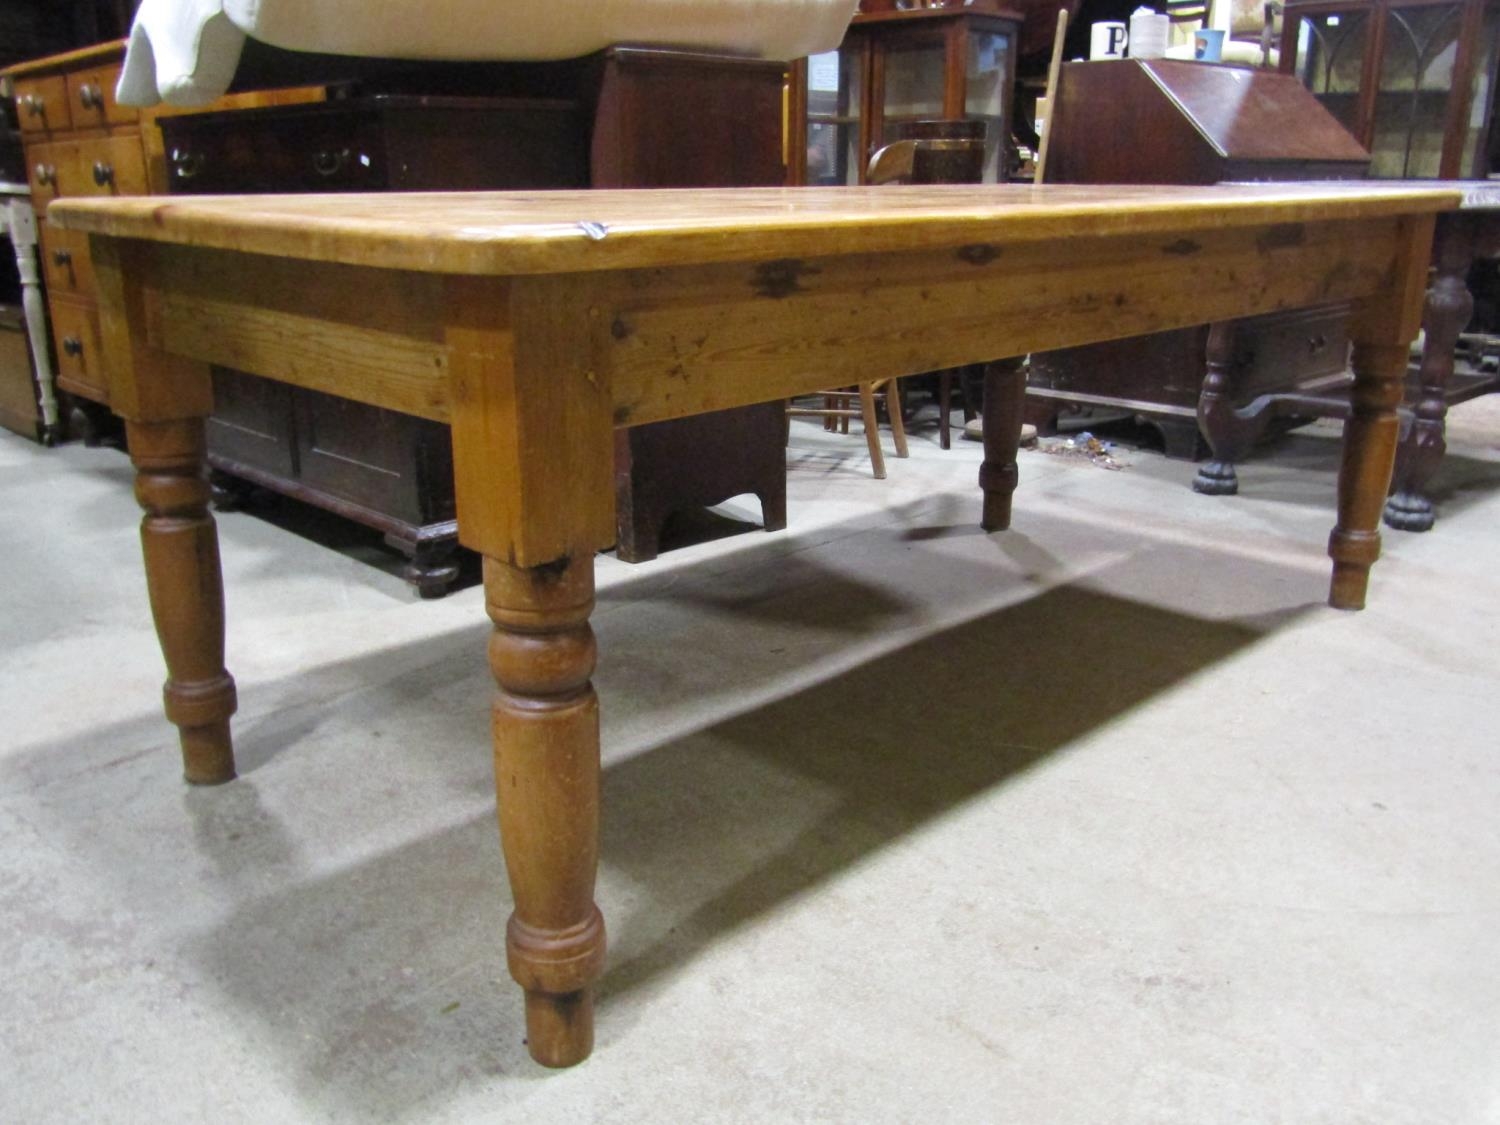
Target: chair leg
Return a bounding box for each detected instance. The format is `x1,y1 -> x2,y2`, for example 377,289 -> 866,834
938,371 -> 952,450
858,382 -> 887,479
885,378 -> 909,459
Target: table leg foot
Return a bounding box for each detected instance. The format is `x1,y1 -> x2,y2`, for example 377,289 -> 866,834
129,419 -> 238,783
979,357 -> 1027,531
486,555 -> 606,1068
1193,460 -> 1240,496
1383,490 -> 1435,532
524,988 -> 595,1067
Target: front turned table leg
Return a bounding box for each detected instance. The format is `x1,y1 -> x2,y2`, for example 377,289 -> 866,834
127,419 -> 238,783
486,554 -> 606,1068
980,356 -> 1027,530
1329,342 -> 1407,610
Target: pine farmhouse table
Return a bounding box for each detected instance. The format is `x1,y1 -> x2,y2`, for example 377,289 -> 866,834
49,183 -> 1458,1067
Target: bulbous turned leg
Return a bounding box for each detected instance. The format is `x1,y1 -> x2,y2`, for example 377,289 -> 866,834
979,356 -> 1027,531
1385,216 -> 1475,533
486,554 -> 606,1068
1194,321 -> 1244,496
1329,342 -> 1406,610
128,419 -> 238,784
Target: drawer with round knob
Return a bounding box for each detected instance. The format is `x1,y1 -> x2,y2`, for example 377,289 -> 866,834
11,75 -> 71,135
48,298 -> 107,403
67,65 -> 137,129
73,135 -> 149,198
37,224 -> 95,298
26,139 -> 72,206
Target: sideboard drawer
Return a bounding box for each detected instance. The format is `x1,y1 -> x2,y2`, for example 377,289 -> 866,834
1235,306 -> 1351,399
165,113 -> 393,194
26,139 -> 71,207
12,75 -> 71,135
49,299 -> 107,401
67,64 -> 136,129
72,135 -> 150,197
159,96 -> 589,195
38,224 -> 95,299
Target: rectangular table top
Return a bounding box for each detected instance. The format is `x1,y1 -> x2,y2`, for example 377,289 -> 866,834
49,182 -> 1461,277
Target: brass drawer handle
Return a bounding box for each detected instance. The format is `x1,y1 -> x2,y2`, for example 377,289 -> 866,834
92,161 -> 115,187
34,163 -> 57,186
62,336 -> 84,358
79,83 -> 102,110
19,93 -> 45,116
170,148 -> 203,180
312,148 -> 351,177
52,248 -> 73,267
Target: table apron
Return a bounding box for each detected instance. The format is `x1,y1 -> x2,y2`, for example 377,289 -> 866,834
132,215 -> 1410,429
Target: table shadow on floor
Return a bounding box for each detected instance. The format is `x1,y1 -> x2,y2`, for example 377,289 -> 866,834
169,545 -> 1310,1117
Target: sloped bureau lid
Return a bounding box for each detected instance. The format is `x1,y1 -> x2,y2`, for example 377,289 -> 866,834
1138,59 -> 1371,163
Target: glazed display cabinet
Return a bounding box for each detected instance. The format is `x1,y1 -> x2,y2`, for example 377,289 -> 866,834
1281,0 -> 1500,178
788,2 -> 1021,185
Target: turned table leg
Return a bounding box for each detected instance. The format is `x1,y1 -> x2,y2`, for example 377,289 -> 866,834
980,356 -> 1027,531
1194,322 -> 1247,496
1329,215 -> 1435,610
1329,340 -> 1409,610
91,238 -> 236,782
128,420 -> 238,783
445,273 -> 617,1066
486,556 -> 606,1066
1385,214 -> 1475,532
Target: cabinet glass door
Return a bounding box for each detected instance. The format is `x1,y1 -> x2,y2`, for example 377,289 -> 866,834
1459,5 -> 1499,175
965,29 -> 1011,182
881,35 -> 947,140
1292,10 -> 1371,139
1370,2 -> 1466,176
804,47 -> 864,186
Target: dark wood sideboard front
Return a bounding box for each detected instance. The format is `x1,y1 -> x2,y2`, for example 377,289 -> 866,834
161,49 -> 789,594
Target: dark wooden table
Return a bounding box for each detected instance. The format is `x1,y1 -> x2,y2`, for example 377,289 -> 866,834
1196,181 -> 1500,532
50,182 -> 1455,1068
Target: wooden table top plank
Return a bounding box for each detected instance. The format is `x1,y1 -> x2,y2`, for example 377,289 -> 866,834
49,183 -> 1461,277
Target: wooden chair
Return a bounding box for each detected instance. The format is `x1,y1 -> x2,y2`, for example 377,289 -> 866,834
786,118 -> 986,474
787,382 -> 909,478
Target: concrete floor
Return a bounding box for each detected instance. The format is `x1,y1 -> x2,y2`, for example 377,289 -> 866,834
2,402 -> 1499,1123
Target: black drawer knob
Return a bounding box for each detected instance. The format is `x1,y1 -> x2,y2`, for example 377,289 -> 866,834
79,83 -> 102,110
92,161 -> 115,187
313,148 -> 351,177
52,248 -> 73,267
62,336 -> 83,358
170,149 -> 204,180
1308,333 -> 1329,355
34,163 -> 56,186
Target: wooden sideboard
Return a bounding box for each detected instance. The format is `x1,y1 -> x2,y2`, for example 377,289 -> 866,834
1028,59 -> 1372,458
160,49 -> 789,592
0,41 -> 320,436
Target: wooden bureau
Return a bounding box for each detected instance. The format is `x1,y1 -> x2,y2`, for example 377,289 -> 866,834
1028,60 -> 1372,458
0,41 -> 320,426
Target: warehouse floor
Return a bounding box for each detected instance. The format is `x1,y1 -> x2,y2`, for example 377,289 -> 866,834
2,401 -> 1498,1123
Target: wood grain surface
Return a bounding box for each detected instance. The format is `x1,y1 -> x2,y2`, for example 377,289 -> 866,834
50,183 -> 1461,276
